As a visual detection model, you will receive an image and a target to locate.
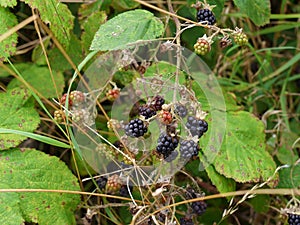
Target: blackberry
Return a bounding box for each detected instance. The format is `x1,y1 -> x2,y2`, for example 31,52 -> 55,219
151,95 -> 165,111
119,185 -> 133,197
179,140 -> 199,159
186,116 -> 208,138
185,187 -> 197,199
164,150 -> 178,162
139,105 -> 156,119
197,8 -> 216,25
156,133 -> 179,158
96,176 -> 107,189
174,104 -> 188,118
191,201 -> 207,216
180,217 -> 194,225
288,213 -> 300,225
125,118 -> 148,138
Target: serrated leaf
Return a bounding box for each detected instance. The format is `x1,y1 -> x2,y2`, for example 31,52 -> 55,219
48,34 -> 84,71
277,164 -> 300,188
0,148 -> 80,225
90,9 -> 164,51
8,65 -> 65,98
233,0 -> 271,26
81,11 -> 107,52
0,88 -> 40,150
22,0 -> 74,47
0,0 -> 17,7
0,6 -> 18,62
205,111 -> 276,183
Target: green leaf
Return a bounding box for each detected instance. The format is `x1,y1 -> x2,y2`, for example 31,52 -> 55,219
233,0 -> 271,26
0,88 -> 40,150
0,0 -> 17,7
48,34 -> 84,71
81,11 -> 107,52
207,111 -> 276,183
0,148 -> 81,225
0,63 -> 32,78
22,0 -> 74,47
205,164 -> 236,193
249,195 -> 270,213
277,164 -> 300,188
0,6 -> 18,61
90,9 -> 164,51
111,0 -> 139,10
8,64 -> 65,98
276,131 -> 300,165
0,183 -> 24,225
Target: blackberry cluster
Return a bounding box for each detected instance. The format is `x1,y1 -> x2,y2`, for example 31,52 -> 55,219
179,140 -> 199,159
151,95 -> 165,111
174,104 -> 188,118
191,200 -> 207,216
96,176 -> 107,189
139,105 -> 156,119
180,217 -> 194,225
119,185 -> 133,197
288,213 -> 300,225
186,116 -> 208,138
125,118 -> 148,138
156,133 -> 179,158
196,8 -> 216,25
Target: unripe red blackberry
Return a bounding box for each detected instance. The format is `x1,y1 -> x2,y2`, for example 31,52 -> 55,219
106,174 -> 122,194
106,88 -> 120,101
70,91 -> 85,105
194,35 -> 212,55
159,110 -> 173,125
60,93 -> 72,107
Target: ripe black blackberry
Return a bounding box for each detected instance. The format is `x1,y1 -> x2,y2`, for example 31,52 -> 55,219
139,105 -> 156,119
186,116 -> 208,138
119,185 -> 133,197
191,200 -> 207,216
151,95 -> 165,111
180,217 -> 194,225
96,176 -> 107,189
179,140 -> 199,159
288,213 -> 300,225
164,150 -> 178,162
125,118 -> 147,138
197,8 -> 216,25
174,104 -> 188,118
156,133 -> 179,158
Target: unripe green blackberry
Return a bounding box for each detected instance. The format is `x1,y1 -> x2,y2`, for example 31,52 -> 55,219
54,110 -> 65,123
233,28 -> 248,46
71,109 -> 85,123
